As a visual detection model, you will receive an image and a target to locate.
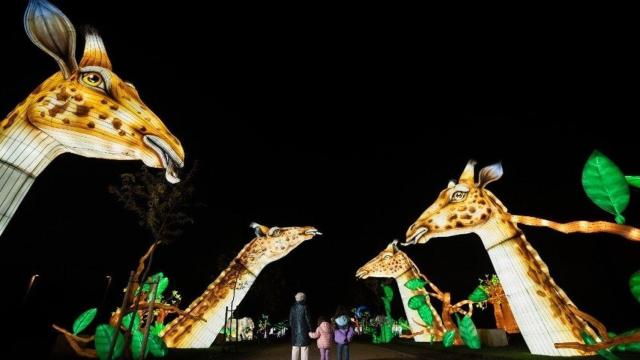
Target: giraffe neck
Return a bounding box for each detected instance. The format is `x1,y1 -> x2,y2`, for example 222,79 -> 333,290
476,216 -> 595,356
395,266 -> 445,342
0,108 -> 65,236
162,251 -> 268,348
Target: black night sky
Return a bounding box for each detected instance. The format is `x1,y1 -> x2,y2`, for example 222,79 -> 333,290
1,1 -> 638,355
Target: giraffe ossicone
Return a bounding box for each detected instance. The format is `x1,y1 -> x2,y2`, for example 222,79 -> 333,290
404,160 -> 599,356
1,0 -> 184,237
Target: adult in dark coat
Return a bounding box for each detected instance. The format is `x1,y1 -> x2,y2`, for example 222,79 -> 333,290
289,292 -> 311,360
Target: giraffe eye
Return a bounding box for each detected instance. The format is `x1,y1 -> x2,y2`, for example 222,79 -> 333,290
451,190 -> 467,202
81,72 -> 105,90
383,254 -> 392,260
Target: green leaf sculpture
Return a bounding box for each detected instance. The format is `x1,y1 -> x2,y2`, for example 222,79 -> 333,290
581,331 -> 620,360
72,308 -> 97,335
131,329 -> 149,359
625,176 -> 640,189
582,150 -> 629,224
122,312 -> 141,330
630,271 -> 640,303
408,294 -> 426,310
156,276 -> 169,299
382,284 -> 394,301
148,334 -> 168,357
457,314 -> 481,349
404,278 -> 427,290
417,304 -> 433,326
442,329 -> 456,348
95,324 -> 124,360
468,286 -> 489,302
151,322 -> 165,336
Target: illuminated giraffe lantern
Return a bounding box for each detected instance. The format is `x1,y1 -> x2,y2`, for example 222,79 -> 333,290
404,161 -> 600,356
161,223 -> 322,348
0,0 -> 184,236
356,240 -> 446,342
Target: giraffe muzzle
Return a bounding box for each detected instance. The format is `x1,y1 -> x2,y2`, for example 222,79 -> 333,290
143,135 -> 185,184
304,229 -> 322,236
405,227 -> 429,245
355,269 -> 369,279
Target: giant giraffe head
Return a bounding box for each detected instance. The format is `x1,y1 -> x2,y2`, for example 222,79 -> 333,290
404,160 -> 507,245
355,240 -> 416,279
244,223 -> 322,264
19,0 -> 184,182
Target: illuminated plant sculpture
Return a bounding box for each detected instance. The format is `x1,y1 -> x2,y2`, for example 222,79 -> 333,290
52,272 -> 187,359
404,160 -> 640,356
0,0 -> 184,238
161,223 -> 321,348
468,274 -> 519,334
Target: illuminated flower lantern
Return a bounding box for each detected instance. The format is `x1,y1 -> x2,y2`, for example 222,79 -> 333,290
0,0 -> 184,237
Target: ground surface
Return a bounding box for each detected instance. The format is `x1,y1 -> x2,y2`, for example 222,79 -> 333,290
163,339 -> 640,360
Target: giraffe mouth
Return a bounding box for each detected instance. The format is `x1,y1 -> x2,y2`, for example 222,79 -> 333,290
355,269 -> 369,279
304,229 -> 322,236
144,135 -> 184,184
404,227 -> 429,245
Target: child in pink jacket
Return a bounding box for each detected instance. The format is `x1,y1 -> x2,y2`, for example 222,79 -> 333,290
309,316 -> 333,360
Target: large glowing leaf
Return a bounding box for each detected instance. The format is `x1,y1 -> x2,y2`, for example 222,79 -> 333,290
457,315 -> 481,349
408,294 -> 426,310
130,329 -> 149,359
95,324 -> 124,360
122,312 -> 141,330
582,150 -> 629,224
404,278 -> 427,290
468,286 -> 489,302
442,329 -> 456,348
72,308 -> 97,335
148,334 -> 168,357
630,271 -> 640,303
417,304 -> 433,326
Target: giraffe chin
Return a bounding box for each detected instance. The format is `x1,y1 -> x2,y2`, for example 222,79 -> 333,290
143,135 -> 184,184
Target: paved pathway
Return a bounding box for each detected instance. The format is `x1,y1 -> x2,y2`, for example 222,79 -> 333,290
221,341 -> 417,360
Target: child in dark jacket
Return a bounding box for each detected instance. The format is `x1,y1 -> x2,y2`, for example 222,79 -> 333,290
309,316 -> 333,360
333,314 -> 354,360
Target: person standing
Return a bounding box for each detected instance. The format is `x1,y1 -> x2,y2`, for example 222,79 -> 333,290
334,309 -> 354,360
309,316 -> 333,360
289,292 -> 311,360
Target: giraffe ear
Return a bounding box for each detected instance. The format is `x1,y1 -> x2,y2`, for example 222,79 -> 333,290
267,227 -> 282,237
24,0 -> 78,78
79,27 -> 112,70
478,162 -> 503,188
250,222 -> 269,237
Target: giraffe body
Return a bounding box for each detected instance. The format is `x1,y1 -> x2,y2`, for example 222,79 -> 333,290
161,224 -> 321,348
356,241 -> 445,342
405,161 -> 598,356
1,0 -> 184,237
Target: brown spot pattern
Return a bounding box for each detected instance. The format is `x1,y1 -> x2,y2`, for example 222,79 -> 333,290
75,105 -> 91,117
